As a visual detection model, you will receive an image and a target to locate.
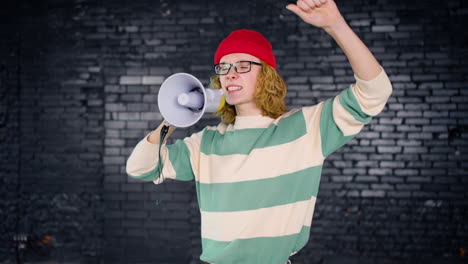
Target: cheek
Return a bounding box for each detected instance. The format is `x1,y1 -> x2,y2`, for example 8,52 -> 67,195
219,78 -> 227,90
246,76 -> 258,93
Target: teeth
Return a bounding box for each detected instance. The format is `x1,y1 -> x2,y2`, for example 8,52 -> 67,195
228,86 -> 241,91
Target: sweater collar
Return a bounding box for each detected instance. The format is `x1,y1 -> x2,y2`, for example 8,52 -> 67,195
233,115 -> 275,130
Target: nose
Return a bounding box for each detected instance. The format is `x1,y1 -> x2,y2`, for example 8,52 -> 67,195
224,66 -> 239,80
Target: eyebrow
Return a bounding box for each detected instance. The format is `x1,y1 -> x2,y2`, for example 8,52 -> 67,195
219,60 -> 239,64
218,60 -> 260,64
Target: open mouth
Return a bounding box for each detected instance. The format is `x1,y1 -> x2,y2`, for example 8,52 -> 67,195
227,86 -> 242,92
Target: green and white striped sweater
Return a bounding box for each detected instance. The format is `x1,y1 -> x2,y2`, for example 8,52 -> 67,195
126,68 -> 392,264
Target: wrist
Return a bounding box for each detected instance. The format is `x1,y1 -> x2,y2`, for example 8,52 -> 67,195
323,17 -> 349,36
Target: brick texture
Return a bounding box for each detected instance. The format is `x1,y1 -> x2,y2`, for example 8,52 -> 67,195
1,0 -> 467,263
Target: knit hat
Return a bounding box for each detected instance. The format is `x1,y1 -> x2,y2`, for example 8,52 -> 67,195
214,29 -> 276,69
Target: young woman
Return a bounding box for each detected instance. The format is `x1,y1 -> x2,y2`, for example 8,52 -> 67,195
127,0 -> 392,263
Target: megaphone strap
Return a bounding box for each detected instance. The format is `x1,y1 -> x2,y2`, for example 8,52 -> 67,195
155,125 -> 170,182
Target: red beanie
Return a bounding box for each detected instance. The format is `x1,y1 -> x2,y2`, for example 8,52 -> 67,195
214,29 -> 276,69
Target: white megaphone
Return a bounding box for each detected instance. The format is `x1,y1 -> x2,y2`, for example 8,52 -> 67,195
157,73 -> 225,127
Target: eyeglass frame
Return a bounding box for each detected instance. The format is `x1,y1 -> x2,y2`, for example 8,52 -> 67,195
213,61 -> 262,75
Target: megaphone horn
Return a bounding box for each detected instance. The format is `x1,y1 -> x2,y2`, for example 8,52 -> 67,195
157,73 -> 225,127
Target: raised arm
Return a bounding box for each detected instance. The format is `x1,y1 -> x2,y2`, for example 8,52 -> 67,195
286,0 -> 381,80
287,0 -> 393,157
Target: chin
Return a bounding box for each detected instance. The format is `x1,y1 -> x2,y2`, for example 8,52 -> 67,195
225,95 -> 236,105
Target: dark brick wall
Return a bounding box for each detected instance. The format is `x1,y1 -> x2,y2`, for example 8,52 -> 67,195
1,0 -> 467,263
1,4 -> 21,261
1,1 -> 104,262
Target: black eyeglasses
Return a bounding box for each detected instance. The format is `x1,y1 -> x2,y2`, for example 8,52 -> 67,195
214,61 -> 262,75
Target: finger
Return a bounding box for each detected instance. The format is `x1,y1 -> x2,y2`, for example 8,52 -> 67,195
301,0 -> 317,9
286,4 -> 309,19
297,0 -> 313,12
313,0 -> 322,7
320,0 -> 327,3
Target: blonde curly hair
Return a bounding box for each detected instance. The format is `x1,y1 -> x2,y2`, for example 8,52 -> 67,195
209,61 -> 287,124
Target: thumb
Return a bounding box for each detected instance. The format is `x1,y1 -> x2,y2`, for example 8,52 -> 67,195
286,4 -> 308,20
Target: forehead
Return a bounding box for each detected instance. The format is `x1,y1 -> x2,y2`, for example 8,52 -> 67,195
220,53 -> 260,63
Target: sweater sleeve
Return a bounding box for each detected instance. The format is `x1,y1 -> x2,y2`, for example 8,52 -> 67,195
317,67 -> 392,157
126,130 -> 203,184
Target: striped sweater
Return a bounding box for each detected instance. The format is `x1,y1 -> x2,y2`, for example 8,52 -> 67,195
126,68 -> 392,264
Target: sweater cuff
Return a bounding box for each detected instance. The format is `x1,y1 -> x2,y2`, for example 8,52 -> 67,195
353,66 -> 392,99
126,133 -> 161,177
351,67 -> 393,116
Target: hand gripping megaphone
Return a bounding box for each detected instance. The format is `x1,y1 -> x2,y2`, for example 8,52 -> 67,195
157,73 -> 225,127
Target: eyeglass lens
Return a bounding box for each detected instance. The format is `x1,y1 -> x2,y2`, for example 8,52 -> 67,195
215,61 -> 252,75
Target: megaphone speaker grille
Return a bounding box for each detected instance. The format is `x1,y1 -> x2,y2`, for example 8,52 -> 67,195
158,73 -> 223,128
158,73 -> 205,127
